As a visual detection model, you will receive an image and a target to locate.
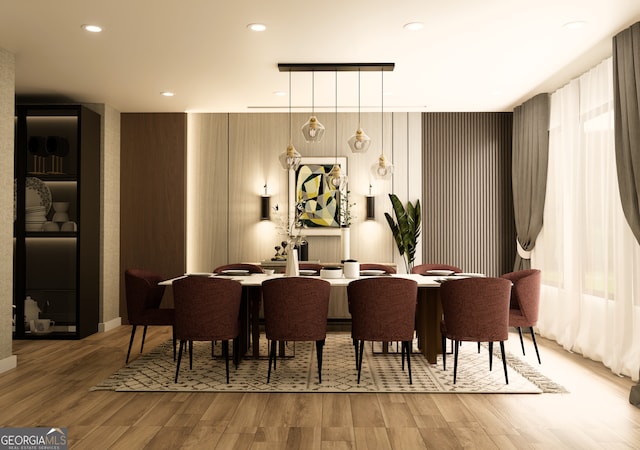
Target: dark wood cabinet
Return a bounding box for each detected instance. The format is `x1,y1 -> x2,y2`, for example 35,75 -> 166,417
13,105 -> 101,339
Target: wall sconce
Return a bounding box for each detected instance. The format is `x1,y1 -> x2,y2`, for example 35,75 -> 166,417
366,184 -> 375,220
260,184 -> 271,221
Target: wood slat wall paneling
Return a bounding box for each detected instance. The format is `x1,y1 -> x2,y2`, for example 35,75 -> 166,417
120,113 -> 186,320
422,112 -> 515,276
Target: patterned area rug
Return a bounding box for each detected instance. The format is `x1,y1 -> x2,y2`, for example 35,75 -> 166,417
92,334 -> 567,394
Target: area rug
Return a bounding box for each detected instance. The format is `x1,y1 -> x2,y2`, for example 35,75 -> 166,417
92,334 -> 567,394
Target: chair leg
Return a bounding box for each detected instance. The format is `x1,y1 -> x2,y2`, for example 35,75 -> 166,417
500,341 -> 509,384
441,333 -> 446,371
453,340 -> 459,384
401,339 -> 405,371
488,342 -> 494,371
189,340 -> 193,370
357,340 -> 365,384
517,327 -> 525,355
353,338 -> 359,370
233,336 -> 240,369
477,342 -> 481,353
126,325 -> 137,364
175,340 -> 185,383
529,327 -> 541,364
172,327 -> 176,361
211,341 -> 215,358
404,341 -> 413,385
267,340 -> 277,383
222,340 -> 230,384
140,325 -> 148,353
316,339 -> 324,384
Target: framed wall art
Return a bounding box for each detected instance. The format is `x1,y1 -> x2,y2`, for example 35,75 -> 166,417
288,157 -> 347,236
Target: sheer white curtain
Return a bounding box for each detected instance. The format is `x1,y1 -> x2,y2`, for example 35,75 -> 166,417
533,57 -> 640,381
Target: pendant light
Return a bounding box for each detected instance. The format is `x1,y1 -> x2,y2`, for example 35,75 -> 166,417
327,71 -> 347,189
371,68 -> 394,179
301,72 -> 325,143
347,68 -> 371,153
279,71 -> 302,170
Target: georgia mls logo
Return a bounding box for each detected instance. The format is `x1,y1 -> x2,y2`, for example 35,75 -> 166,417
0,427 -> 68,450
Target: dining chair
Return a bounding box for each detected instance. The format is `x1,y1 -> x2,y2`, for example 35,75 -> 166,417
440,277 -> 512,384
359,263 -> 396,274
262,277 -> 331,383
501,269 -> 542,364
347,277 -> 418,384
212,263 -> 264,274
411,263 -> 462,274
124,268 -> 175,364
172,276 -> 242,383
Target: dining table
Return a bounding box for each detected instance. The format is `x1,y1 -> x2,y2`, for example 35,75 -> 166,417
161,272 -> 478,364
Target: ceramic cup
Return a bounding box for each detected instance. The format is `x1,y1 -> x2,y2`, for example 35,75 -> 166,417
42,221 -> 60,232
31,319 -> 55,333
61,221 -> 77,232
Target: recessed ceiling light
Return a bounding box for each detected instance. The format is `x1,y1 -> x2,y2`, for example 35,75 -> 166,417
273,91 -> 287,96
247,23 -> 267,32
161,92 -> 175,97
403,22 -> 424,31
81,24 -> 103,33
563,21 -> 586,30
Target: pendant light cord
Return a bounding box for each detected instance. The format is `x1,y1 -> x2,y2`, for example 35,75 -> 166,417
288,71 -> 292,142
335,71 -> 338,161
381,69 -> 384,157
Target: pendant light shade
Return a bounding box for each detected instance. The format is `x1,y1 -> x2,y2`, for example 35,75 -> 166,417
327,71 -> 347,189
371,69 -> 394,179
301,72 -> 325,143
348,69 -> 371,153
279,71 -> 302,170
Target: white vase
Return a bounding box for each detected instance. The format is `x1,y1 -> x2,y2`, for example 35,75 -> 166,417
341,227 -> 350,261
285,248 -> 299,277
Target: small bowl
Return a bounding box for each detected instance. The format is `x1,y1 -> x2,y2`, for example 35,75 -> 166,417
320,267 -> 343,279
264,269 -> 275,275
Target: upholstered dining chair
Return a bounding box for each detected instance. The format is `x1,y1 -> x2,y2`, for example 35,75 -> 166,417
124,268 -> 175,364
411,263 -> 462,274
212,263 -> 264,274
501,269 -> 542,364
440,277 -> 512,384
262,277 -> 331,383
359,263 -> 396,274
347,277 -> 418,384
172,276 -> 242,383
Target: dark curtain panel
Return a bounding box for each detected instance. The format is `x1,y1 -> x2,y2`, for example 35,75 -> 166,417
511,93 -> 550,270
613,22 -> 640,245
613,21 -> 640,406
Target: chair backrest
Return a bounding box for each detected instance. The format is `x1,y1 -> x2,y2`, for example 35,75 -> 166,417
213,263 -> 264,274
124,269 -> 167,324
411,263 -> 462,274
440,277 -> 512,342
501,269 -> 541,324
262,277 -> 330,341
347,277 -> 418,342
359,263 -> 396,274
172,276 -> 242,341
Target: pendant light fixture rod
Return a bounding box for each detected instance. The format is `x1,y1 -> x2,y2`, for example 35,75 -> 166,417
278,63 -> 394,72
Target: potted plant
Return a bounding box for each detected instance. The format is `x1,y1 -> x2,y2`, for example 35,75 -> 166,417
384,193 -> 421,273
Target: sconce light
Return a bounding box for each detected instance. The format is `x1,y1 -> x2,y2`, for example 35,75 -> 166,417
260,184 -> 271,220
366,184 -> 375,220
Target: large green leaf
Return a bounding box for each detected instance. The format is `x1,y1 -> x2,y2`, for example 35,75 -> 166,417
385,194 -> 421,272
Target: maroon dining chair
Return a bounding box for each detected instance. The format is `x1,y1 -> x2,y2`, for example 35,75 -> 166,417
359,263 -> 396,274
212,263 -> 264,274
124,269 -> 175,364
411,263 -> 462,274
501,269 -> 542,364
440,277 -> 512,384
347,277 -> 418,384
262,277 -> 331,383
172,276 -> 242,383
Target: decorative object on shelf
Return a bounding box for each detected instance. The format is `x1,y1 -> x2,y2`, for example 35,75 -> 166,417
24,176 -> 52,215
371,69 -> 394,179
260,184 -> 271,220
384,193 -> 421,273
279,70 -> 302,170
24,296 -> 41,329
52,201 -> 70,224
45,135 -> 70,174
61,221 -> 77,232
348,69 -> 372,153
25,205 -> 47,231
366,185 -> 375,220
327,71 -> 347,189
300,72 -> 325,143
43,221 -> 59,232
28,136 -> 47,174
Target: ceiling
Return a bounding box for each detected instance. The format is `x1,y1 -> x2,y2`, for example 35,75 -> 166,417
2,0 -> 640,113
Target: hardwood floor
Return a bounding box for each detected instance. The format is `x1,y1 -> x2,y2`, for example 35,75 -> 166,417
1,326 -> 639,449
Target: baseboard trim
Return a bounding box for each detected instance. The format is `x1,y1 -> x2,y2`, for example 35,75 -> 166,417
0,355 -> 17,374
99,317 -> 122,333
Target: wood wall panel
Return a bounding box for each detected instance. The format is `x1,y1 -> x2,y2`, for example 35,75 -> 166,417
120,113 -> 186,321
422,112 -> 515,277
